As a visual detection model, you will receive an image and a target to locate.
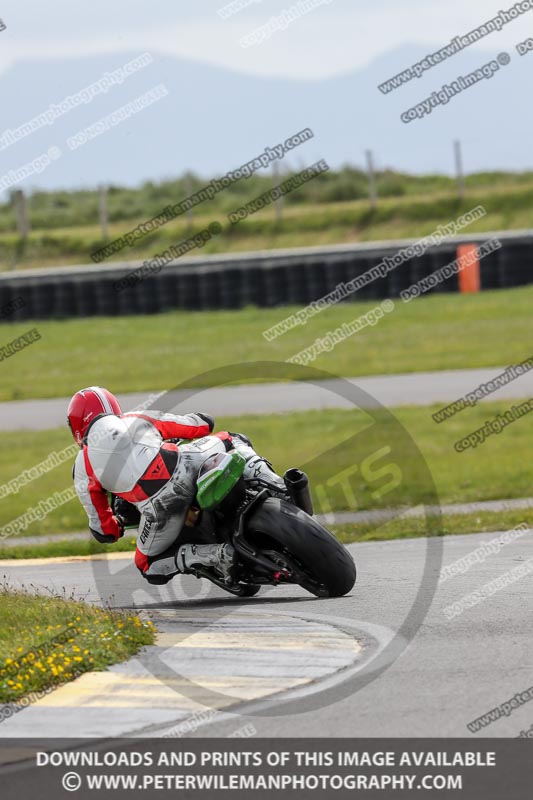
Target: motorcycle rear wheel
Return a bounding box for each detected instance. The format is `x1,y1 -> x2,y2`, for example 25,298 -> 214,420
245,498 -> 356,598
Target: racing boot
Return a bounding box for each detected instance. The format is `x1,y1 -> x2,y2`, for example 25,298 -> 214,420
230,433 -> 289,499
177,542 -> 237,582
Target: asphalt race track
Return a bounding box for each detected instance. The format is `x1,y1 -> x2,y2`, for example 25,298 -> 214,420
0,530 -> 531,738
2,367 -> 533,430
1,367 -> 532,739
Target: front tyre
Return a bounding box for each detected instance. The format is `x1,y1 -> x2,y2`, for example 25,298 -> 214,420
245,498 -> 356,598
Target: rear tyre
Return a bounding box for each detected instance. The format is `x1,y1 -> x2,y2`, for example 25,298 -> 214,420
245,498 -> 356,598
234,583 -> 261,597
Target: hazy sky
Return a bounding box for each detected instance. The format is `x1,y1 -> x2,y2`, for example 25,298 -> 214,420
1,0 -> 529,78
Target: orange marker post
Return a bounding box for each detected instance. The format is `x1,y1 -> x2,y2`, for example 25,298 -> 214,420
457,243 -> 480,293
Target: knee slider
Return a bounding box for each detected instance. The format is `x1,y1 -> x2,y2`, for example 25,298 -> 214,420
143,572 -> 173,585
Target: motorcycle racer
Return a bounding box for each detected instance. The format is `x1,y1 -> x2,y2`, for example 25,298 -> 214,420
68,386 -> 288,585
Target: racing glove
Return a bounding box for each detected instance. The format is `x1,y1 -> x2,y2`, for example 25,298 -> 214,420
90,515 -> 125,544
196,412 -> 215,432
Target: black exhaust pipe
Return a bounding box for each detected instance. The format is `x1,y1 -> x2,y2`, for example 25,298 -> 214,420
283,468 -> 314,516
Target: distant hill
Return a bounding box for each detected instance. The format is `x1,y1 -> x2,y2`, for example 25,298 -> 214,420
0,44 -> 529,193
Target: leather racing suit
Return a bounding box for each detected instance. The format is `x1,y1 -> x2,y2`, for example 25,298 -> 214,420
73,410 -> 286,583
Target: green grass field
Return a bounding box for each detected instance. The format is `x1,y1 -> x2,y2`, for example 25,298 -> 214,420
1,399 -> 532,544
1,286 -> 533,401
1,508 -> 532,560
0,587 -> 155,702
2,174 -> 533,269
2,286 -> 531,558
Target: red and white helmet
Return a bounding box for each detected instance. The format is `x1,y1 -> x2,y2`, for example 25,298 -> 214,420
67,386 -> 122,446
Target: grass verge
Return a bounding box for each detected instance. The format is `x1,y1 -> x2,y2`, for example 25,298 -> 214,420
2,180 -> 533,269
0,536 -> 137,559
2,398 -> 533,538
0,509 -> 531,561
333,508 -> 533,544
1,286 -> 533,401
0,586 -> 155,703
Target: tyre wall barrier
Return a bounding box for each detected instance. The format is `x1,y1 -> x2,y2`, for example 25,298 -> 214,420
0,233 -> 531,321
